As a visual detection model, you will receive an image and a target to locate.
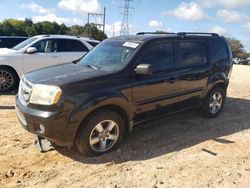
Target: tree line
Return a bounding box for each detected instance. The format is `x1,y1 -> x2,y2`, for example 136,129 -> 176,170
0,18 -> 249,58
0,18 -> 107,41
226,38 -> 249,59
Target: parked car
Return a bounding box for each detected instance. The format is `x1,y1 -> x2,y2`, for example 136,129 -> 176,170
16,32 -> 233,156
233,57 -> 249,65
0,36 -> 28,48
0,35 -> 99,91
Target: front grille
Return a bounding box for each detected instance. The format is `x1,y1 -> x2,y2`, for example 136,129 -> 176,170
19,76 -> 33,104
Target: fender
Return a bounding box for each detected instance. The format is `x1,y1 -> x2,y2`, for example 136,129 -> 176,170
201,71 -> 229,98
65,89 -> 133,138
0,56 -> 23,78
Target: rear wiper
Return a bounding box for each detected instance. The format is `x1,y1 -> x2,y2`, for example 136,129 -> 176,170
85,64 -> 100,70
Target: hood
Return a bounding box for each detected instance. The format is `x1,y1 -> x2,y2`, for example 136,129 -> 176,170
25,62 -> 109,86
0,48 -> 19,55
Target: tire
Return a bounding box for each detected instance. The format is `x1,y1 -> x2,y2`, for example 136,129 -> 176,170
0,67 -> 19,92
201,87 -> 226,118
75,110 -> 125,156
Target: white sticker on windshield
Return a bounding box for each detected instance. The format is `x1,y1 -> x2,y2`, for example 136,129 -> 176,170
123,42 -> 139,49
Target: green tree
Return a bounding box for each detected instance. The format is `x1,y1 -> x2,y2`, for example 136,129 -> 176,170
226,38 -> 248,58
69,25 -> 84,36
0,18 -> 106,41
82,23 -> 107,41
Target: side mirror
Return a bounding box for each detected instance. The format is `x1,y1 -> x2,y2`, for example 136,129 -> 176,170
26,47 -> 37,54
134,64 -> 153,75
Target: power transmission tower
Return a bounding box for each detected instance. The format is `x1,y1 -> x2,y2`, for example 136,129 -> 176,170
120,0 -> 133,35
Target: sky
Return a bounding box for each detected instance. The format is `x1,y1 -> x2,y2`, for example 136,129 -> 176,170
0,0 -> 250,51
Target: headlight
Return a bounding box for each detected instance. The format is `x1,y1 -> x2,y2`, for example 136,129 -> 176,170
30,84 -> 62,105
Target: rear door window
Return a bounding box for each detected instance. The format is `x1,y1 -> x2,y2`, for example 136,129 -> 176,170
176,41 -> 206,68
57,39 -> 89,52
139,42 -> 174,73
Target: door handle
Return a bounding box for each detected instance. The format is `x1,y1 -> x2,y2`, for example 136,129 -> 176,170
166,77 -> 176,84
51,56 -> 58,58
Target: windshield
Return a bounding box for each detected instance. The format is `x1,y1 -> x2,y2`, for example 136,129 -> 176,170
12,37 -> 38,50
79,40 -> 139,71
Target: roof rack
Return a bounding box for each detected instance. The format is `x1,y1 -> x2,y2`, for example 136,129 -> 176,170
177,32 -> 219,37
136,32 -> 176,35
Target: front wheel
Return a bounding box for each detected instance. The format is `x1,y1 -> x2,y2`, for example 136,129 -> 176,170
75,110 -> 125,156
201,87 -> 226,118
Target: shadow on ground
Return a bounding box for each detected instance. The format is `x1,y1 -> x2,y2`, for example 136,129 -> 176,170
0,90 -> 17,96
47,97 -> 250,164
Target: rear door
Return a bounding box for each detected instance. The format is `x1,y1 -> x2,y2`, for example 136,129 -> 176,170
132,41 -> 181,119
57,39 -> 89,63
22,39 -> 60,73
175,39 -> 210,106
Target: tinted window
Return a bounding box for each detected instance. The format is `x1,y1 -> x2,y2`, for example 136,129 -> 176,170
58,39 -> 89,52
176,41 -> 204,67
209,39 -> 228,64
87,41 -> 99,47
0,38 -> 27,48
140,43 -> 174,72
32,40 -> 58,53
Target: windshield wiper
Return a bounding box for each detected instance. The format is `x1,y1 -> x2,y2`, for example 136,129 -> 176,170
85,64 -> 100,70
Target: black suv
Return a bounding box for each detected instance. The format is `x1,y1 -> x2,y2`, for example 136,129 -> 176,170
0,36 -> 28,48
16,32 -> 233,156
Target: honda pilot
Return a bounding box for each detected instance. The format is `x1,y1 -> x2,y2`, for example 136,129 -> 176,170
16,32 -> 233,156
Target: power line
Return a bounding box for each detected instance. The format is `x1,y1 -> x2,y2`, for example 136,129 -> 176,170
120,0 -> 133,35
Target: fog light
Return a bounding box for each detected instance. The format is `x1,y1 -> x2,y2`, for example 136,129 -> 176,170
39,124 -> 45,134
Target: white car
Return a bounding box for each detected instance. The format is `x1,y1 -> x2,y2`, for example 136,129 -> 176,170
0,35 -> 99,91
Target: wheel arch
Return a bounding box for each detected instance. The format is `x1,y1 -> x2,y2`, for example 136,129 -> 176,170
0,65 -> 21,79
73,104 -> 131,144
202,72 -> 229,98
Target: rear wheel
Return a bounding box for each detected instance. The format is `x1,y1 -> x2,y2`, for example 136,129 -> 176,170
0,67 -> 19,92
75,110 -> 125,156
201,87 -> 226,118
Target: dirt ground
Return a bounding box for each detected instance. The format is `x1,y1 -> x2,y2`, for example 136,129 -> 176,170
0,64 -> 250,188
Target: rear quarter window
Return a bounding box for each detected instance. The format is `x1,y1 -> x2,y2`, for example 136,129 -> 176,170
208,38 -> 228,64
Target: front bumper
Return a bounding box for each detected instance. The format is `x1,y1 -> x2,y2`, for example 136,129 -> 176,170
15,96 -> 78,146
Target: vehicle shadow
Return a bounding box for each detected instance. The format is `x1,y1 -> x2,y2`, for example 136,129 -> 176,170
58,97 -> 250,164
0,106 -> 15,110
0,90 -> 18,96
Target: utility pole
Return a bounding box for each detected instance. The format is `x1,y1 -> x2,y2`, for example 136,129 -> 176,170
113,25 -> 115,37
103,7 -> 106,34
120,0 -> 133,35
87,7 -> 106,39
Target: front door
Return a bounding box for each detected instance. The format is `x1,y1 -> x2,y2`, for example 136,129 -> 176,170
132,41 -> 181,119
22,39 -> 60,74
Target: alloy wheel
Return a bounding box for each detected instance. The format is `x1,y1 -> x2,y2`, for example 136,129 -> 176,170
209,92 -> 223,114
89,120 -> 119,152
0,70 -> 14,91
